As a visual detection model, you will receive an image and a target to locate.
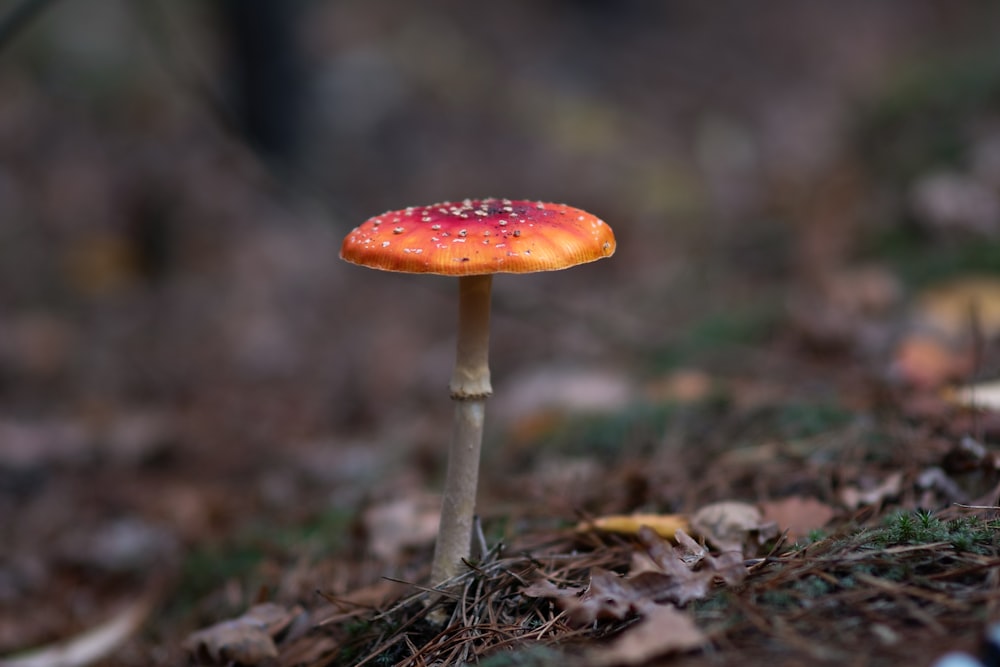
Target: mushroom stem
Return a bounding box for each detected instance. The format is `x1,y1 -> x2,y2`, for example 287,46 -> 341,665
448,274 -> 493,400
432,274 -> 493,583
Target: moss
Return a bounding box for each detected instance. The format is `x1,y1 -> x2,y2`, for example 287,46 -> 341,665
871,510 -> 1000,555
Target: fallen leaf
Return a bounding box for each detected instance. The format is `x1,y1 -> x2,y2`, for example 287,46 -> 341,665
759,496 -> 837,541
644,369 -> 715,404
521,579 -> 585,606
890,333 -> 970,389
524,528 -> 746,625
916,467 -> 969,504
785,265 -> 901,351
589,602 -> 705,666
579,513 -> 689,540
689,501 -> 778,554
362,493 -> 440,561
315,579 -> 410,625
634,528 -> 746,588
183,603 -> 300,665
839,471 -> 904,510
524,569 -> 664,625
915,275 -> 1000,340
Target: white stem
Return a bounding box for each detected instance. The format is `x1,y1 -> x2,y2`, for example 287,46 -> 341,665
431,274 -> 492,584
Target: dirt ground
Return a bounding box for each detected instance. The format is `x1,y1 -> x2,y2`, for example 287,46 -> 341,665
2,2 -> 1000,666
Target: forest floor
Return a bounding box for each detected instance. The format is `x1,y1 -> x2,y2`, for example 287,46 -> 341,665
2,2 -> 1000,666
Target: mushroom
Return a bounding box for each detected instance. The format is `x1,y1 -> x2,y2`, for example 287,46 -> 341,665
340,198 -> 616,583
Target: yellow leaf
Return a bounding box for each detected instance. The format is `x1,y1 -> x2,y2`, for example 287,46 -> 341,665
579,513 -> 689,539
916,276 -> 1000,340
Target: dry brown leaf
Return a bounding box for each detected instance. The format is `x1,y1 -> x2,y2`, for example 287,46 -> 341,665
644,369 -> 715,403
759,496 -> 837,541
589,602 -> 706,666
521,579 -> 585,605
916,275 -> 1000,340
525,527 -> 746,626
362,493 -> 440,561
523,568 -> 658,626
786,265 -> 901,350
183,603 -> 300,665
839,471 -> 904,510
523,570 -> 659,625
314,579 -> 410,626
634,528 -> 747,589
890,333 -> 970,390
579,513 -> 689,540
276,633 -> 340,667
689,501 -> 778,554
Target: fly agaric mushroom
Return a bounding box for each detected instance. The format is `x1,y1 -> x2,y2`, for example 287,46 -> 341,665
340,198 -> 615,583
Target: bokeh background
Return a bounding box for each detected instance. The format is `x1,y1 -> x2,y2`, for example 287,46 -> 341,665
3,0 -> 1000,661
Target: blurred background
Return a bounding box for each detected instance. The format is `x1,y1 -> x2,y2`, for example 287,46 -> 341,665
3,0 -> 1000,660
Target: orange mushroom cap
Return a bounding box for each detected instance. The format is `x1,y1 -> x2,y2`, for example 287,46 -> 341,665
340,198 -> 615,276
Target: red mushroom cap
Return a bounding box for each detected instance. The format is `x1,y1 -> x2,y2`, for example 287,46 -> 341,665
340,198 -> 615,276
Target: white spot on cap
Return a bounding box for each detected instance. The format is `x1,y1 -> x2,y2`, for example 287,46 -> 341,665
393,227 -> 404,234
381,241 -> 390,247
431,224 -> 442,230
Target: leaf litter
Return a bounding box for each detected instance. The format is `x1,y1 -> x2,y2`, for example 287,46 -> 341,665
6,4 -> 1000,667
